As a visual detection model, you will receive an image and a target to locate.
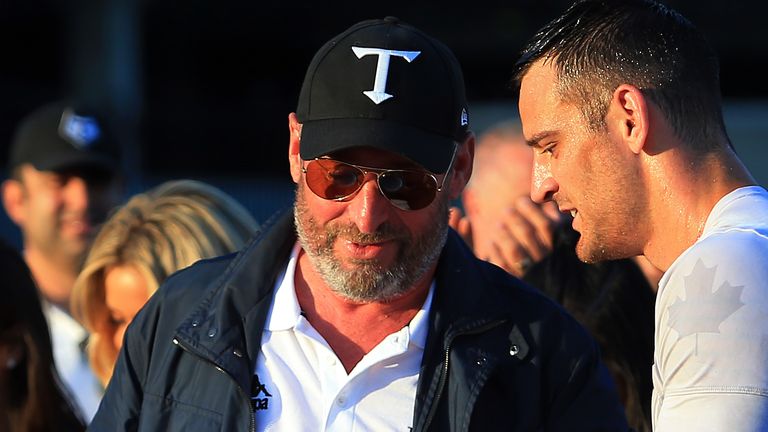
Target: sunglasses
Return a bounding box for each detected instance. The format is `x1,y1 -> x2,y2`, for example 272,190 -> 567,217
302,146 -> 457,211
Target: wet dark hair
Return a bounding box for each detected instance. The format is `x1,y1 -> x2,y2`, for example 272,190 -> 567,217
523,223 -> 655,432
0,239 -> 85,431
513,0 -> 728,151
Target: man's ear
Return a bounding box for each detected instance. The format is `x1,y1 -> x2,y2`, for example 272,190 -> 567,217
607,84 -> 648,155
448,133 -> 475,200
288,113 -> 303,183
2,178 -> 26,226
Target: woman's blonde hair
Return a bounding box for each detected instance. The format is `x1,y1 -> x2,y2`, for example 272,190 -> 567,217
71,179 -> 258,385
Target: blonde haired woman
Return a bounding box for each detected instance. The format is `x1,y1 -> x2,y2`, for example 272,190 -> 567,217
71,179 -> 258,386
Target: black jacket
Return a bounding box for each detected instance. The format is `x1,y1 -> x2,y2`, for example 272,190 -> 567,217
90,211 -> 628,431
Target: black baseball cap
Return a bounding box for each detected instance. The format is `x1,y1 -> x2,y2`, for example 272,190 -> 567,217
8,101 -> 121,174
296,16 -> 469,174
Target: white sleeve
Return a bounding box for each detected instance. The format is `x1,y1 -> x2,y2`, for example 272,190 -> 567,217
653,230 -> 768,431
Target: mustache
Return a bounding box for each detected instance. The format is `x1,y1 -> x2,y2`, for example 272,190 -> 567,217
327,222 -> 407,244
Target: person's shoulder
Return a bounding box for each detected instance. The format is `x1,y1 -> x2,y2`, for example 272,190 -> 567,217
157,251 -> 240,301
477,260 -> 602,360
150,209 -> 295,311
440,246 -> 602,370
706,186 -> 768,234
689,228 -> 768,266
667,230 -> 768,293
441,231 -> 592,346
479,259 -> 544,300
125,251 -> 241,342
471,255 -> 584,331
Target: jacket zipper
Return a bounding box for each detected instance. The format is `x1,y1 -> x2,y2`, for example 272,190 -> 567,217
173,337 -> 256,432
421,319 -> 506,431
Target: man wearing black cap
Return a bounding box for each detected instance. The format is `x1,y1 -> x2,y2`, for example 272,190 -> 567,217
92,18 -> 627,431
2,101 -> 123,422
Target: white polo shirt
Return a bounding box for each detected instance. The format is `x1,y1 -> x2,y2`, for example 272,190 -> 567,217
253,243 -> 433,431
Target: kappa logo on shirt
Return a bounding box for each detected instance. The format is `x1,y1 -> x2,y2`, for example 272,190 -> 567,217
251,374 -> 273,411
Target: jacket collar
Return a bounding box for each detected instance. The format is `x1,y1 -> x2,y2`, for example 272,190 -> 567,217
173,209 -> 533,401
430,231 -> 519,334
174,209 -> 297,388
413,231 -> 535,430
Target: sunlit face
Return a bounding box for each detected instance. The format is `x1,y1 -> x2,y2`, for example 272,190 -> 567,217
13,164 -> 121,265
104,264 -> 150,351
518,59 -> 644,262
294,147 -> 450,302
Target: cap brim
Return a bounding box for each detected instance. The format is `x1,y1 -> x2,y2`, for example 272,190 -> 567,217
32,151 -> 118,174
299,118 -> 455,173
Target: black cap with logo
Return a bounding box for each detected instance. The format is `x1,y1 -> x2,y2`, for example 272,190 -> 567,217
296,16 -> 469,174
8,101 -> 121,174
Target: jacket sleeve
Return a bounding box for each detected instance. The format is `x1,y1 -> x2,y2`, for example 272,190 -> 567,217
544,322 -> 630,431
88,293 -> 161,431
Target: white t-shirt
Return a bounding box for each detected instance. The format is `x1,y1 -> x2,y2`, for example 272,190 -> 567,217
43,302 -> 104,422
653,186 -> 768,431
253,243 -> 433,431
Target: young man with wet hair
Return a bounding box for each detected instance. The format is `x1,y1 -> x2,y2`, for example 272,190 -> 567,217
515,1 -> 768,429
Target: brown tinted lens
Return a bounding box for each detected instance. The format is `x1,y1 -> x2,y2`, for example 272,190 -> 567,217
379,171 -> 437,210
305,159 -> 364,200
304,159 -> 439,211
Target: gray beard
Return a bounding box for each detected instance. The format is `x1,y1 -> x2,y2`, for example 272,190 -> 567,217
293,184 -> 449,303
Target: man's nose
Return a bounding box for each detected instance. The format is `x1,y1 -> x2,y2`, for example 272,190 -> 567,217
346,175 -> 391,234
530,161 -> 558,204
62,176 -> 90,211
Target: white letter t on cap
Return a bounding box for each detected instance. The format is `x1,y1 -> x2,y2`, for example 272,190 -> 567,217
351,47 -> 420,104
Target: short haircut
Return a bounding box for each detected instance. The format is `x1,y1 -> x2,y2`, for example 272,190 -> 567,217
513,0 -> 728,151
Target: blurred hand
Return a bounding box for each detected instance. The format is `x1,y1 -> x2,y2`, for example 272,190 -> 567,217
477,197 -> 562,277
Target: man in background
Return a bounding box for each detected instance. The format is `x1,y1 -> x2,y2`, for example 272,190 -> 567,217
457,120 -> 561,276
2,101 -> 124,421
453,120 -> 661,286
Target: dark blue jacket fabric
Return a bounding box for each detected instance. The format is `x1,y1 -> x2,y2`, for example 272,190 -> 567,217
90,210 -> 628,431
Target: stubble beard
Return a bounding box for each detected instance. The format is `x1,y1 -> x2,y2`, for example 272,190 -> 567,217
576,235 -> 613,264
576,211 -> 646,264
294,184 -> 449,303
572,138 -> 647,264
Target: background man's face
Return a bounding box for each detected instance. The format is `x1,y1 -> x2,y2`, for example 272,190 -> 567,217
13,164 -> 121,263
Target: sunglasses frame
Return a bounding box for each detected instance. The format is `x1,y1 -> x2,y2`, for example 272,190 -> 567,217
301,144 -> 458,211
